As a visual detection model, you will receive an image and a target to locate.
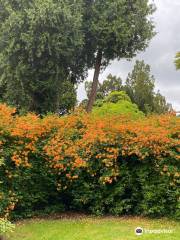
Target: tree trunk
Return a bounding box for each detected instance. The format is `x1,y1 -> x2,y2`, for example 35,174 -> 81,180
86,50 -> 102,113
0,235 -> 6,240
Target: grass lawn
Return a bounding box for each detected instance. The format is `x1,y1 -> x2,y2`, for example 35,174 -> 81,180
8,215 -> 180,240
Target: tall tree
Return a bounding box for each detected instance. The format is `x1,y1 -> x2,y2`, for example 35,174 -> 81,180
125,60 -> 155,113
175,52 -> 180,70
0,0 -> 84,113
125,60 -> 171,114
85,0 -> 156,112
153,91 -> 173,114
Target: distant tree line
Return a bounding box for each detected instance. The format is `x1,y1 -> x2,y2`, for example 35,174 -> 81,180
84,60 -> 172,114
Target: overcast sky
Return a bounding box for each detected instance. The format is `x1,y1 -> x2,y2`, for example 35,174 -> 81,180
77,0 -> 180,111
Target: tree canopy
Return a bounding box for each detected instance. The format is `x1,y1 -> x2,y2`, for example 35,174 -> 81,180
0,1 -> 163,115
125,60 -> 172,114
125,60 -> 155,113
85,0 -> 156,112
0,0 -> 84,113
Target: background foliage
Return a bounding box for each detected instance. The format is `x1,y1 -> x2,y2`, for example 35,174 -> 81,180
0,0 -> 156,114
125,60 -> 172,114
0,0 -> 83,114
84,61 -> 172,115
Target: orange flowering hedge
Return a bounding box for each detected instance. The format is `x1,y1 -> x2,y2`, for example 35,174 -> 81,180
0,103 -> 179,219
